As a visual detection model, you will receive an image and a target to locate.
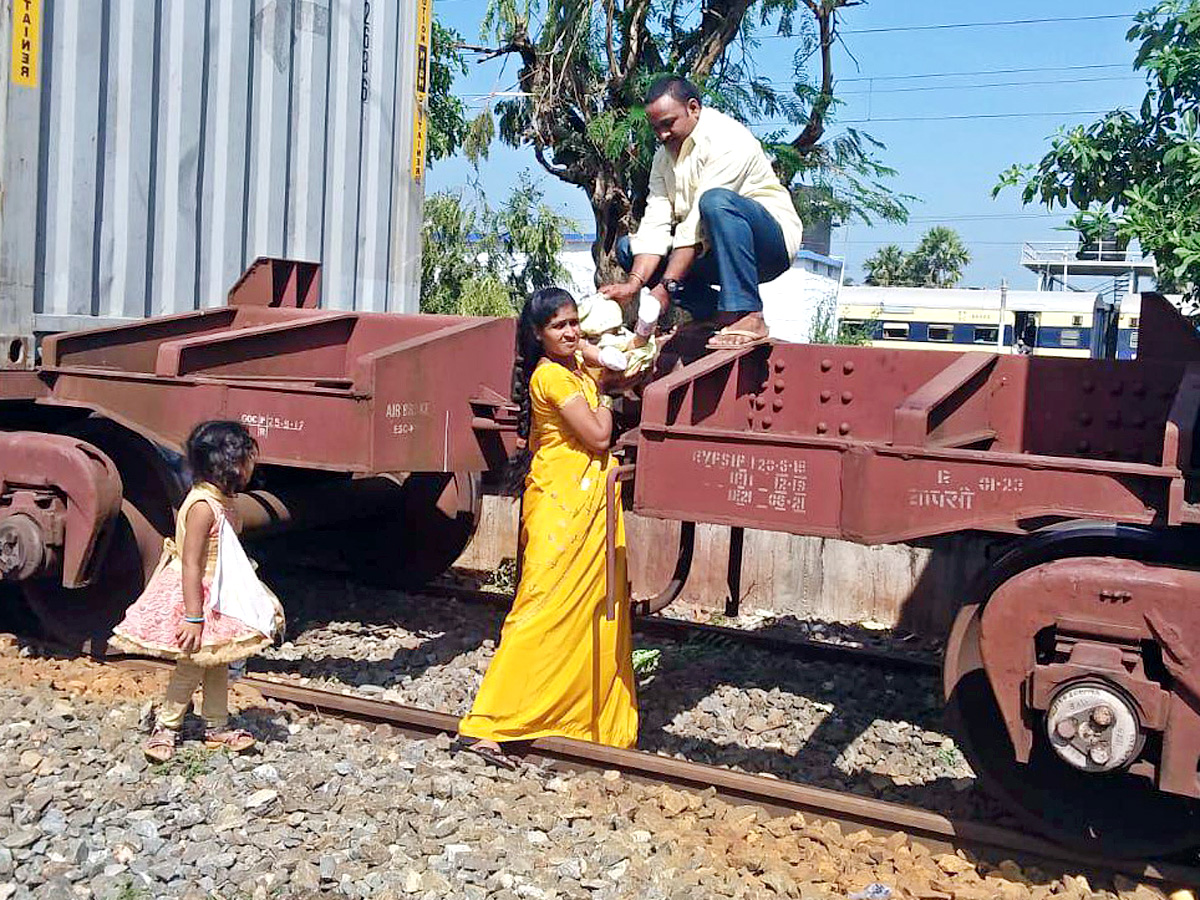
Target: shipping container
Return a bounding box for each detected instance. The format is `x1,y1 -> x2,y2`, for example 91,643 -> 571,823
0,0 -> 431,368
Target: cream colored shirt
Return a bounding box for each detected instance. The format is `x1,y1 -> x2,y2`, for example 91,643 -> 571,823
630,107 -> 804,259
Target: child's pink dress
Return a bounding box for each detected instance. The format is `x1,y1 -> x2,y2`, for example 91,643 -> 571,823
110,483 -> 283,667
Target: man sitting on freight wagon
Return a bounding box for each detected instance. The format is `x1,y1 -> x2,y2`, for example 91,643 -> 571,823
600,76 -> 804,350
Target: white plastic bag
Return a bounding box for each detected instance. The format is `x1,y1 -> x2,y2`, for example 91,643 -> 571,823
211,516 -> 279,638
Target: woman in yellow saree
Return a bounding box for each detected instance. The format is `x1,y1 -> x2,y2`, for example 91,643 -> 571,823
457,287 -> 638,766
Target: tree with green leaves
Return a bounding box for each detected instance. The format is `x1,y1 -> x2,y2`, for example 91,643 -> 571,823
862,228 -> 971,288
421,20 -> 574,315
996,0 -> 1200,299
905,226 -> 971,288
809,293 -> 871,344
421,176 -> 576,317
427,20 -> 470,167
464,0 -> 910,281
863,244 -> 907,286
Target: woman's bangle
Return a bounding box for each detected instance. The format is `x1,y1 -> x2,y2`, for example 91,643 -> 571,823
628,271 -> 645,287
183,615 -> 205,624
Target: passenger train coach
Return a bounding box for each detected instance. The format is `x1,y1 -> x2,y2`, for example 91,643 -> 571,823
837,286 -> 1141,359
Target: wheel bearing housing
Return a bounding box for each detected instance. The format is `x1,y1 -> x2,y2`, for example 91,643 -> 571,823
1046,680 -> 1142,773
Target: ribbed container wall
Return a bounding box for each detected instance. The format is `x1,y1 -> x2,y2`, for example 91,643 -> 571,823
0,0 -> 424,359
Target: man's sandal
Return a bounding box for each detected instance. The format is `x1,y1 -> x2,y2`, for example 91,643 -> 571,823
143,728 -> 178,763
204,728 -> 256,753
705,328 -> 770,351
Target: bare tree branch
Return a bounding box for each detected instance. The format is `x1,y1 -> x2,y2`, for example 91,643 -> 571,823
668,0 -> 683,60
688,0 -> 754,81
458,42 -> 513,62
533,142 -> 591,187
460,22 -> 537,69
605,0 -> 619,79
791,0 -> 837,153
615,0 -> 656,91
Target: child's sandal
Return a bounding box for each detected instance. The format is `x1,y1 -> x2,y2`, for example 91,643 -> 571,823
143,728 -> 178,763
204,728 -> 255,753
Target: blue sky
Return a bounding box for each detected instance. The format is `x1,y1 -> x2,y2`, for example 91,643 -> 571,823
428,1 -> 1148,290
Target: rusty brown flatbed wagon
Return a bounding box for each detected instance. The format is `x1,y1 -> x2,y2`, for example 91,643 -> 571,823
4,257 -> 1200,857
11,260 -> 515,475
620,290 -> 1200,857
633,292 -> 1200,541
0,259 -> 515,649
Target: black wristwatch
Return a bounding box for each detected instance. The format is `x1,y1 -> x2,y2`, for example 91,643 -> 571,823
662,277 -> 685,298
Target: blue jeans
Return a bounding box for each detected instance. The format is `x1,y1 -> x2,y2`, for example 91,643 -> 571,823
617,188 -> 791,319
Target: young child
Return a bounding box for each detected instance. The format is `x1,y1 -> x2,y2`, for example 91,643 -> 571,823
111,420 -> 284,762
575,291 -> 660,378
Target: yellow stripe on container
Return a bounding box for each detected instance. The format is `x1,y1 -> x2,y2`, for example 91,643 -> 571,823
10,0 -> 40,88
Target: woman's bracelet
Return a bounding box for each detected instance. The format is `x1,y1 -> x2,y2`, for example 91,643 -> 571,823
628,271 -> 645,287
183,615 -> 205,624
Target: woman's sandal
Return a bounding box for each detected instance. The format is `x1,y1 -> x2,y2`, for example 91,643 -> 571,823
204,728 -> 256,753
143,728 -> 178,763
451,737 -> 519,771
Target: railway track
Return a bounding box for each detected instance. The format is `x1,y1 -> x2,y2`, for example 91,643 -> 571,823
76,651 -> 1194,893
9,591 -> 1199,892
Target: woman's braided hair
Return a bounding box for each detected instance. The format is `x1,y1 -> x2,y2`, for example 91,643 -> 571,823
504,287 -> 577,494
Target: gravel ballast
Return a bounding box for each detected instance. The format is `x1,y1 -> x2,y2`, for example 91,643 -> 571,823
0,638 -> 1145,900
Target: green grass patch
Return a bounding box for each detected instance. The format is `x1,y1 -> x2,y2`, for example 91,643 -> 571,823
116,880 -> 150,900
151,746 -> 213,780
632,648 -> 661,676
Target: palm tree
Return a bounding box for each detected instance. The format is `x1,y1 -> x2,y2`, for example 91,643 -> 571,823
863,244 -> 908,286
908,226 -> 971,288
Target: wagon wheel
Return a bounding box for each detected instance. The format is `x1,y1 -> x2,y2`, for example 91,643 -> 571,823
330,471 -> 483,590
21,421 -> 180,653
943,525 -> 1200,858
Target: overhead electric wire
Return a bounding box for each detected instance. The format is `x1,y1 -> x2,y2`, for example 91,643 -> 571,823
840,109 -> 1113,124
470,75 -> 1135,102
747,71 -> 1140,93
836,13 -> 1132,35
838,63 -> 1129,83
845,109 -> 1112,123
756,109 -> 1113,127
837,239 -> 1059,246
904,212 -> 1066,222
837,75 -> 1140,95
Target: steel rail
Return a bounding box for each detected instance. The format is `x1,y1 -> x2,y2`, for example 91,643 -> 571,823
13,638 -> 1196,891
232,671 -> 1199,890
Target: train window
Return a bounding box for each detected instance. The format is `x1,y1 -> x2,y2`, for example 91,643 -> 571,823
838,320 -> 872,343
1071,315 -> 1084,327
928,325 -> 953,342
1060,329 -> 1081,347
1130,317 -> 1140,328
882,322 -> 909,340
973,326 -> 998,344
1130,332 -> 1139,350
